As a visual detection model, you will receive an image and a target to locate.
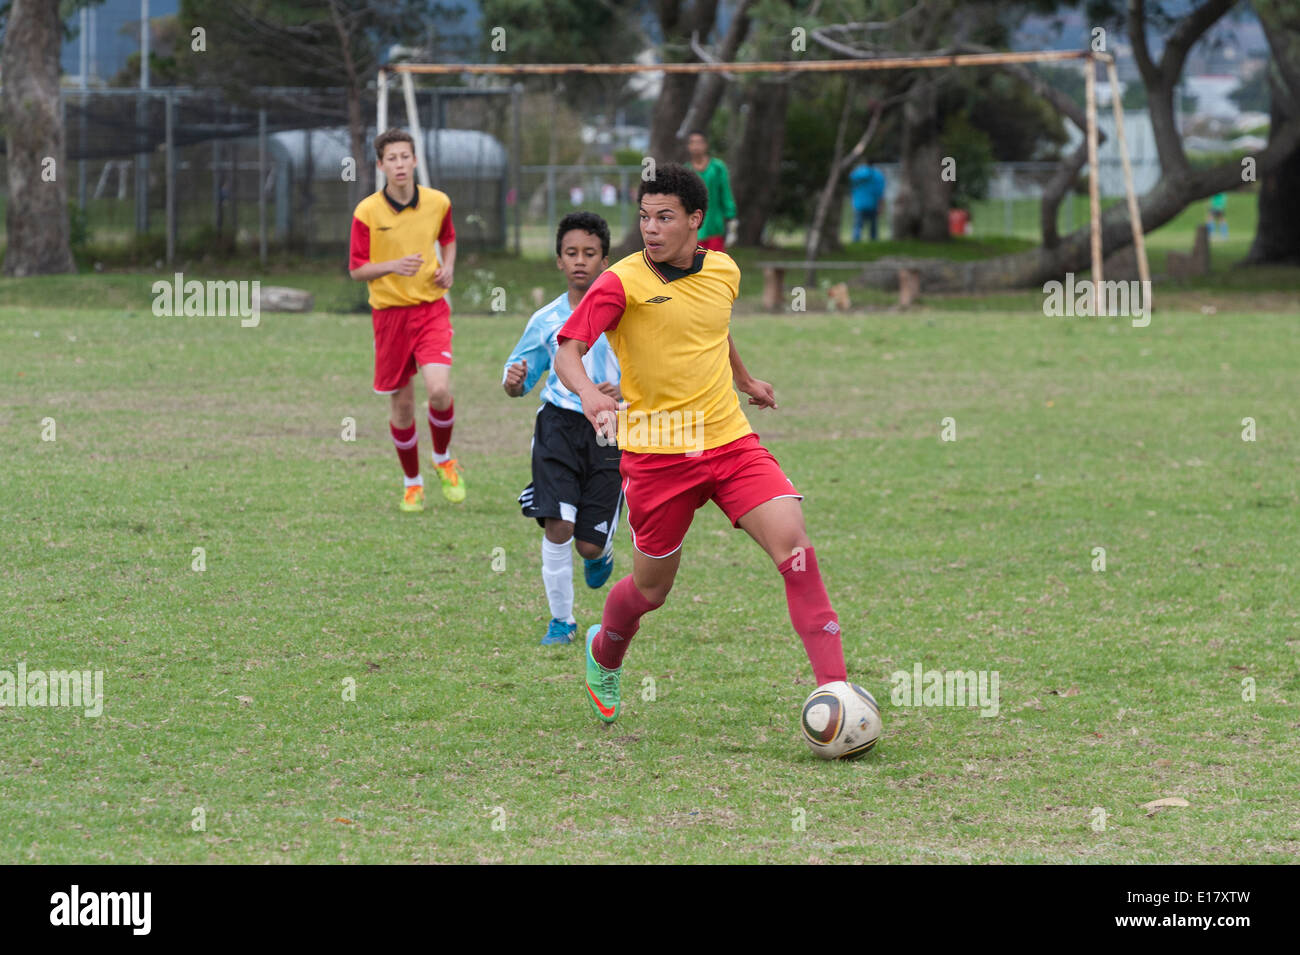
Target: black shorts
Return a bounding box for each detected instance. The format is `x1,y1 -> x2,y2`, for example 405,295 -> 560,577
518,402 -> 623,548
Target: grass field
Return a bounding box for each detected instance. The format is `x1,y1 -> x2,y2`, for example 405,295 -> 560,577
2,269 -> 1297,863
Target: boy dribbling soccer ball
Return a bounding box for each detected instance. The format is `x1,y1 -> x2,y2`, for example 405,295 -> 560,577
503,213 -> 623,646
348,128 -> 465,511
553,163 -> 849,723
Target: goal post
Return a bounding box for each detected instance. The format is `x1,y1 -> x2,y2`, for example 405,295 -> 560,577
375,49 -> 1150,291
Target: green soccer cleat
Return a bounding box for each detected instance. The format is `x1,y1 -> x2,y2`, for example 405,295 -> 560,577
400,484 -> 425,512
435,458 -> 466,503
584,624 -> 621,723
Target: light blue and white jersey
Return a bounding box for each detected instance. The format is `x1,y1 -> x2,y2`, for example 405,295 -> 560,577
503,291 -> 620,414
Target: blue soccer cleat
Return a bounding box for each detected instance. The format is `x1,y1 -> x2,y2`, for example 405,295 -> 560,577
583,551 -> 614,589
542,618 -> 576,646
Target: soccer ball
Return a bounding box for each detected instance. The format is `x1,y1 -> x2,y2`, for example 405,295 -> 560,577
800,681 -> 883,760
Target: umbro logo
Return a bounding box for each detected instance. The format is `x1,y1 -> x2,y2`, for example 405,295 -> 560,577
376,226 -> 392,231
645,295 -> 671,304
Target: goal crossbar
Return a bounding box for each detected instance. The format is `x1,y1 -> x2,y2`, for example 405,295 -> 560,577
383,50 -> 1105,76
378,49 -> 1145,300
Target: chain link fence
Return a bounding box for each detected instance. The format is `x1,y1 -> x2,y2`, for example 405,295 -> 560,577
1,85 -> 518,262
1,85 -> 1163,258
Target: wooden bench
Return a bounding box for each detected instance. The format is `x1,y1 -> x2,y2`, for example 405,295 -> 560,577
756,261 -> 922,310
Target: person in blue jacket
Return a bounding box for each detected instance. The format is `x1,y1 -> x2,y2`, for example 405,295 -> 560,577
849,162 -> 885,242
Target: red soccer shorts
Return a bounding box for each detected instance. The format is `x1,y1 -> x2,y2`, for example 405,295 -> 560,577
698,235 -> 726,252
620,432 -> 802,558
372,297 -> 453,393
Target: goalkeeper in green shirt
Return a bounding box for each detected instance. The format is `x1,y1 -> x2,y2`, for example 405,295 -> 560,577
687,130 -> 738,251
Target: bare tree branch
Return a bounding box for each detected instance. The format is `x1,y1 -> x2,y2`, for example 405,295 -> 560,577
1130,0 -> 1236,179
948,40 -> 1107,247
689,30 -> 735,79
837,96 -> 892,172
816,4 -> 927,34
810,28 -> 887,59
677,0 -> 756,137
1039,141 -> 1090,248
805,79 -> 860,274
1162,0 -> 1241,83
1127,0 -> 1158,84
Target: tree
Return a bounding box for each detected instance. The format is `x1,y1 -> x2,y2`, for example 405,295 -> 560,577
478,0 -> 644,107
810,0 -> 959,241
941,111 -> 994,210
1035,64 -> 1087,112
804,88 -> 890,267
2,0 -> 76,276
610,0 -> 759,255
1229,64 -> 1269,113
1121,78 -> 1148,109
644,0 -> 723,165
771,78 -> 860,245
723,0 -> 794,248
810,0 -> 1070,241
855,0 -> 1300,289
967,71 -> 1069,161
1245,0 -> 1300,265
177,0 -> 435,204
478,0 -> 646,213
109,15 -> 184,87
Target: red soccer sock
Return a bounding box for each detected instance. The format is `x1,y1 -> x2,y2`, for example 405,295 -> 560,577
778,546 -> 848,686
428,399 -> 454,457
390,421 -> 420,479
592,575 -> 663,670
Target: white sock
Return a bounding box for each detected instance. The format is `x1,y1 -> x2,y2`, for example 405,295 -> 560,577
403,474 -> 423,487
541,536 -> 575,624
432,450 -> 451,464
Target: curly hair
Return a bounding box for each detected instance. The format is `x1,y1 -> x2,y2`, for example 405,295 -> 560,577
555,211 -> 611,258
374,128 -> 415,161
637,161 -> 708,218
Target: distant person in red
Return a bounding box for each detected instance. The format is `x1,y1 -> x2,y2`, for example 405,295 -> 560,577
348,128 -> 465,511
686,130 -> 737,252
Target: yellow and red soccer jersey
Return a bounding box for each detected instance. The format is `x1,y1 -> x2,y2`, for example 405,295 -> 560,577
558,247 -> 751,455
350,185 -> 455,310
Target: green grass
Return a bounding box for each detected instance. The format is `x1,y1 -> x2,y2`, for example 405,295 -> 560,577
963,192 -> 1262,275
0,239 -> 1037,319
1,281 -> 1298,863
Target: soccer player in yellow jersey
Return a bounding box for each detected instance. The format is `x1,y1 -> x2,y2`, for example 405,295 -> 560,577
554,162 -> 849,724
349,128 -> 465,511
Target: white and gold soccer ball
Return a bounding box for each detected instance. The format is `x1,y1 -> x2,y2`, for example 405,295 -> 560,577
800,681 -> 883,760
